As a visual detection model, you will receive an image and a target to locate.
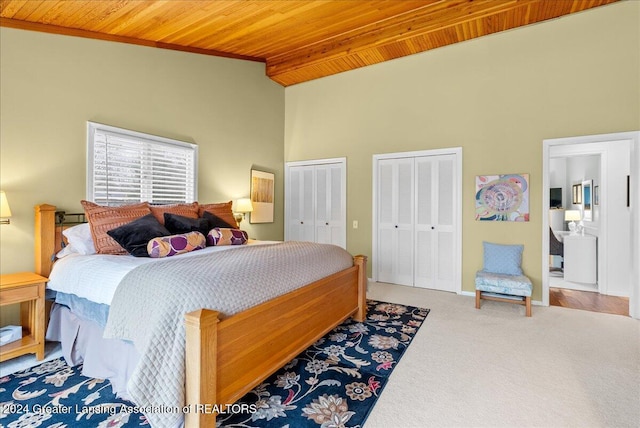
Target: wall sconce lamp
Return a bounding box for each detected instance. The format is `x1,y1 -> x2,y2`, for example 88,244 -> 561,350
234,198 -> 253,224
0,191 -> 12,225
564,209 -> 581,235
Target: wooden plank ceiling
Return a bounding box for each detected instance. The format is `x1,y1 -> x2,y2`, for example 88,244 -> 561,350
0,0 -> 619,86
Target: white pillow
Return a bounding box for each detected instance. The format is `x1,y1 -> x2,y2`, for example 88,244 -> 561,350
56,244 -> 78,258
58,223 -> 96,256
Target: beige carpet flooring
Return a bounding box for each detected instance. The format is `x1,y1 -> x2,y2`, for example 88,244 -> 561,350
366,282 -> 640,428
2,283 -> 638,427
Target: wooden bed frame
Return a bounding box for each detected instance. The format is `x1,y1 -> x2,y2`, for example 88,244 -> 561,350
34,204 -> 367,426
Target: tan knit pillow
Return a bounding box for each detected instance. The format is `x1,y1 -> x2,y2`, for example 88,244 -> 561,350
198,201 -> 238,229
81,200 -> 151,255
149,202 -> 199,225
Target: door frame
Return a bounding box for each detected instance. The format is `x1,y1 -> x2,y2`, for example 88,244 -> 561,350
372,147 -> 462,293
284,157 -> 347,246
542,131 -> 639,318
546,143 -> 609,296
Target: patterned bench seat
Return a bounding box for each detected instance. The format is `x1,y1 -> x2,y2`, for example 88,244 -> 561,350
475,270 -> 532,317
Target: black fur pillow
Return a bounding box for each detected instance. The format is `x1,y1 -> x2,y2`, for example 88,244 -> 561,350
106,214 -> 170,257
164,213 -> 212,237
202,210 -> 236,229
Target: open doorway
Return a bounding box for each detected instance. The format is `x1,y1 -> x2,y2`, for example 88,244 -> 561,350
546,151 -> 630,315
542,132 -> 639,318
548,153 -> 602,293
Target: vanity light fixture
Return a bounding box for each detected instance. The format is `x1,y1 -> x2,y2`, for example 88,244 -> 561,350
0,191 -> 12,225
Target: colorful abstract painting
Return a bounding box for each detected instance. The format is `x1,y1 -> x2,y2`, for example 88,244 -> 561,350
475,174 -> 529,221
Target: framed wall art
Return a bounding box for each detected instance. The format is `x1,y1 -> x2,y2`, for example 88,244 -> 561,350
582,179 -> 592,221
475,173 -> 529,221
572,183 -> 582,204
250,169 -> 275,223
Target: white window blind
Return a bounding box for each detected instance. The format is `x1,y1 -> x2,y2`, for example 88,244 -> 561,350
87,122 -> 197,206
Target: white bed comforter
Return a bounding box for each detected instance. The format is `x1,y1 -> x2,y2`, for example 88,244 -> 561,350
47,240 -> 278,305
52,241 -> 354,428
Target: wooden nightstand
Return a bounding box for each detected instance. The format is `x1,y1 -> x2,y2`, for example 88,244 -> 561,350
0,272 -> 47,362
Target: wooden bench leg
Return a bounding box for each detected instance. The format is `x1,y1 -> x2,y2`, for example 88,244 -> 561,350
525,296 -> 531,317
475,290 -> 481,309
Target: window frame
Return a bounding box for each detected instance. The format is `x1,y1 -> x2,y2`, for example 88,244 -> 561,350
86,121 -> 198,205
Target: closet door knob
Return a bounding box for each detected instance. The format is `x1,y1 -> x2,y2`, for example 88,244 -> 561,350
326,222 -> 329,225
301,221 -> 304,224
395,225 -> 398,228
431,226 -> 435,230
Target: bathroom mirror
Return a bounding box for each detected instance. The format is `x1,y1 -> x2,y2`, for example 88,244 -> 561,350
582,179 -> 592,221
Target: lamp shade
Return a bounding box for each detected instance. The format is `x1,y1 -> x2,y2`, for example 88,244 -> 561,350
564,210 -> 581,222
0,191 -> 12,218
235,198 -> 254,213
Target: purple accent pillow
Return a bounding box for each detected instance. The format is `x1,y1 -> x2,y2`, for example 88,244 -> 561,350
148,231 -> 206,258
206,228 -> 248,246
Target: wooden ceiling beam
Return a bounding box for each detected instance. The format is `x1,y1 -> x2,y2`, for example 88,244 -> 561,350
0,0 -> 620,87
267,0 -> 618,85
266,0 -> 533,77
0,17 -> 265,63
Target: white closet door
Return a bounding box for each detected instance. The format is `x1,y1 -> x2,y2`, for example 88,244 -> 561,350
285,159 -> 346,248
414,154 -> 456,292
375,151 -> 459,292
377,158 -> 414,286
377,161 -> 395,283
315,164 -> 346,248
435,155 -> 456,292
415,157 -> 434,288
288,166 -> 315,242
329,165 -> 345,247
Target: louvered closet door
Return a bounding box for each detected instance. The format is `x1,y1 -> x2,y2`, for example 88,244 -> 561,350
287,166 -> 315,242
414,154 -> 456,292
377,158 -> 414,286
315,164 -> 346,248
286,159 -> 346,247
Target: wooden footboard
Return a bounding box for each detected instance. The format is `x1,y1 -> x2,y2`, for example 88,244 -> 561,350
34,204 -> 368,427
184,255 -> 367,426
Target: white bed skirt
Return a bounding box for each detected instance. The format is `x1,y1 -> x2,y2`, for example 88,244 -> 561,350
46,303 -> 139,399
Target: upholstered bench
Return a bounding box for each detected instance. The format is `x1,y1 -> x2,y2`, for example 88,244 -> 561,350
475,270 -> 532,316
475,242 -> 532,317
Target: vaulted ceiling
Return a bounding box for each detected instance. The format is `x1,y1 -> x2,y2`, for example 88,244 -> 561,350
0,0 -> 619,86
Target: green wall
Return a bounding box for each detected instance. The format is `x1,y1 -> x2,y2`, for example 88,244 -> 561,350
1,2 -> 638,306
284,1 -> 640,301
0,27 -> 285,277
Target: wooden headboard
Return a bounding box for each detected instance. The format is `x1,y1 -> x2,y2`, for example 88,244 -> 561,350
34,204 -> 86,277
34,204 -> 56,277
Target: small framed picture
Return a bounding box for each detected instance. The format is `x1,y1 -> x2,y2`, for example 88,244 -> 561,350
594,185 -> 599,206
572,183 -> 582,204
250,169 -> 275,223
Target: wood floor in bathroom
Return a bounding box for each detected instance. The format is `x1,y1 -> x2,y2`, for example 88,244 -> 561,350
549,287 -> 629,316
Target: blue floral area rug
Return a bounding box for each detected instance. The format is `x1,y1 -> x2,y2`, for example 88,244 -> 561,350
0,357 -> 147,427
0,300 -> 429,428
218,300 -> 429,428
